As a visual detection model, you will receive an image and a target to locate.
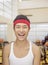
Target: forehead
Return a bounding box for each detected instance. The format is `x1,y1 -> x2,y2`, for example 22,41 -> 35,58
15,23 -> 28,26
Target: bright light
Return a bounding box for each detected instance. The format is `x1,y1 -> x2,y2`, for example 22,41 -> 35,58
19,0 -> 22,2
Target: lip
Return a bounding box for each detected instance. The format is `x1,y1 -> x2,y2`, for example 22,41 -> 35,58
18,34 -> 25,36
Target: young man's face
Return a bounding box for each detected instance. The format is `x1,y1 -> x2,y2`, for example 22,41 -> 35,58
14,23 -> 30,41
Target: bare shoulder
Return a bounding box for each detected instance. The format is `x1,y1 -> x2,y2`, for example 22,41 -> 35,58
32,43 -> 41,56
31,43 -> 41,65
32,43 -> 40,50
3,43 -> 11,57
3,43 -> 11,51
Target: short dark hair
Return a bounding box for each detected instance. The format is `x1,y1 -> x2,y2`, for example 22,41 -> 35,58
13,14 -> 30,28
13,14 -> 30,23
42,35 -> 48,45
45,35 -> 48,41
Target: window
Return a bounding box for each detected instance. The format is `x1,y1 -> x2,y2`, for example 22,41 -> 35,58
0,24 -> 7,40
28,23 -> 48,42
0,0 -> 12,19
19,0 -> 31,2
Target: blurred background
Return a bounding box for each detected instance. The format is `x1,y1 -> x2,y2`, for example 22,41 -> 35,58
0,0 -> 48,65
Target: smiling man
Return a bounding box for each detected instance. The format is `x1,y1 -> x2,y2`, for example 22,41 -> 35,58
3,15 -> 41,65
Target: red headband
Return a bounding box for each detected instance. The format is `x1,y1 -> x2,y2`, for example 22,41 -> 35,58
13,19 -> 30,28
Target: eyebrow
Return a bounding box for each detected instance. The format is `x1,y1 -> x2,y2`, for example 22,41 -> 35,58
16,24 -> 27,26
23,25 -> 28,27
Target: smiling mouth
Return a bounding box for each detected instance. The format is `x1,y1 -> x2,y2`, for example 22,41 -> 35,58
18,34 -> 25,36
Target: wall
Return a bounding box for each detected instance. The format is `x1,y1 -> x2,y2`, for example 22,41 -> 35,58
0,0 -> 48,42
0,8 -> 48,42
18,0 -> 48,9
0,15 -> 16,42
18,7 -> 48,41
0,0 -> 18,42
18,8 -> 48,23
28,23 -> 48,42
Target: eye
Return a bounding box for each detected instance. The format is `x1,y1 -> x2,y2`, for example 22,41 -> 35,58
15,25 -> 20,28
23,25 -> 28,28
23,26 -> 27,28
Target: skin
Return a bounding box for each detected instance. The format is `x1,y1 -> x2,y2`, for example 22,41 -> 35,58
3,23 -> 41,65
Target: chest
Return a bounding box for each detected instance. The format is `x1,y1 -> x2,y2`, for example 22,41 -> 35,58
14,46 -> 30,58
9,43 -> 34,65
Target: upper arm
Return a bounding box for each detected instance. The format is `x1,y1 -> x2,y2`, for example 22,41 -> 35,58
3,44 -> 10,65
32,44 -> 41,65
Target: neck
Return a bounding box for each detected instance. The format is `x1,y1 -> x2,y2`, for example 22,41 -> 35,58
15,39 -> 28,47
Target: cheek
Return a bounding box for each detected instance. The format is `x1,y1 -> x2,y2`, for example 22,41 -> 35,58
14,29 -> 19,35
15,28 -> 20,32
14,28 -> 29,33
24,29 -> 29,34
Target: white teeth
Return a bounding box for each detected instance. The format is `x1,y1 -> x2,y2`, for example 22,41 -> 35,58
19,34 -> 24,36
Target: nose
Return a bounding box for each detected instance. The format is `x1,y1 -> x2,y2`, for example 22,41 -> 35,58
20,27 -> 23,32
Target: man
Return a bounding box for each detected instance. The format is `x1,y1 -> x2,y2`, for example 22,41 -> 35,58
3,15 -> 41,65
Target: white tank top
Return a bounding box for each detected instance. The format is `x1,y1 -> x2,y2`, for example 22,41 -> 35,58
9,41 -> 34,65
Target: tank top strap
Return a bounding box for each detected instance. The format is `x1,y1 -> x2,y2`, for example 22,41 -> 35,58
29,41 -> 32,52
10,42 -> 14,54
29,41 -> 34,57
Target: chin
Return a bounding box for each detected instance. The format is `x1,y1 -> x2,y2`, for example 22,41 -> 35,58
18,39 -> 25,41
17,36 -> 27,41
